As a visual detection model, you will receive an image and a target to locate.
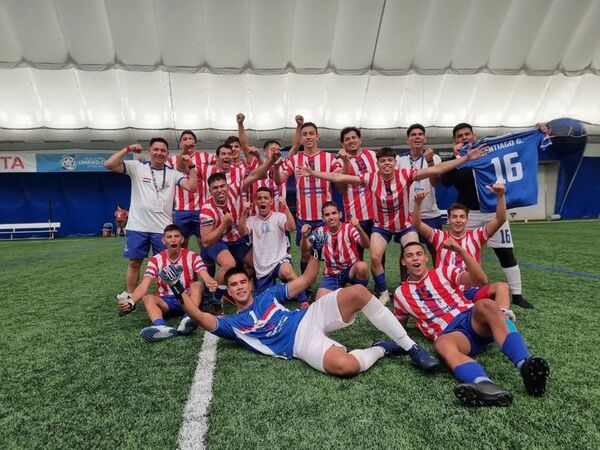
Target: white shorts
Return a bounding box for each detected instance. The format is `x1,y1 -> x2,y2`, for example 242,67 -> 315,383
292,289 -> 355,372
467,210 -> 514,249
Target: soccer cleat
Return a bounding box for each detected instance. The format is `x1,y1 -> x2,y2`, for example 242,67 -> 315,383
176,316 -> 198,336
454,382 -> 513,407
520,355 -> 550,396
512,295 -> 534,309
378,291 -> 390,306
372,340 -> 407,357
139,325 -> 177,343
407,344 -> 440,371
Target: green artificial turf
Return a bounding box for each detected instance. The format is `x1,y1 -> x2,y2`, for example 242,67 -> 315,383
1,221 -> 599,449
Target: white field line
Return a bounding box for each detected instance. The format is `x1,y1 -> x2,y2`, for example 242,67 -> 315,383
178,332 -> 219,450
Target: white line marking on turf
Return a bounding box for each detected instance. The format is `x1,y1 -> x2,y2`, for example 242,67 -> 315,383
178,332 -> 219,450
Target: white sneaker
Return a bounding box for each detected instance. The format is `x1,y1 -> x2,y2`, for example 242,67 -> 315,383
378,290 -> 390,306
139,325 -> 177,343
177,316 -> 198,336
116,291 -> 131,302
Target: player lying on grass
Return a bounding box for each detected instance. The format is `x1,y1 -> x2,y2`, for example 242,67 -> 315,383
118,224 -> 218,342
159,232 -> 440,376
412,185 -> 513,313
394,240 -> 549,407
301,201 -> 370,300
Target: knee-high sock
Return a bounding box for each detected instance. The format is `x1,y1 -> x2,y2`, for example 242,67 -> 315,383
454,362 -> 491,384
500,331 -> 530,369
502,265 -> 522,295
374,273 -> 387,293
349,347 -> 385,372
361,296 -> 415,351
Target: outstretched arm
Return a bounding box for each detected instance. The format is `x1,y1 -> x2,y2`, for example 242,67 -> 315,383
287,115 -> 304,158
298,165 -> 362,185
414,143 -> 488,181
241,147 -> 279,189
178,163 -> 198,193
287,230 -> 321,298
484,183 -> 507,237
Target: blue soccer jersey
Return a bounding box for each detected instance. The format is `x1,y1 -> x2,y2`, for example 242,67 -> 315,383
460,130 -> 551,213
210,284 -> 308,359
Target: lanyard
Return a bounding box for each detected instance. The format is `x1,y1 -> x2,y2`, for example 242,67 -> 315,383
150,166 -> 166,196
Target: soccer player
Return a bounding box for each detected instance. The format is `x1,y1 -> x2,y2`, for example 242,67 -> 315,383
300,144 -> 487,305
274,121 -> 342,278
238,187 -> 308,307
396,124 -> 443,264
117,224 -> 218,342
394,240 -> 549,406
161,233 -> 440,376
441,123 -> 548,309
302,202 -> 370,300
114,205 -> 128,237
412,186 -> 512,310
104,139 -> 198,301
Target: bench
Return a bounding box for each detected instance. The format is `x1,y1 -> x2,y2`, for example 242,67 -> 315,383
0,222 -> 61,240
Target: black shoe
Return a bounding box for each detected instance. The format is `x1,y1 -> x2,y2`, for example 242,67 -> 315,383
372,340 -> 407,357
520,356 -> 550,396
407,344 -> 440,371
512,295 -> 534,309
454,382 -> 513,407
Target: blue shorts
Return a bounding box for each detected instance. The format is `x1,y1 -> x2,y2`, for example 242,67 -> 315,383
419,216 -> 443,244
318,267 -> 367,291
255,257 -> 292,295
123,230 -> 166,260
295,219 -> 325,246
358,220 -> 373,238
372,226 -> 417,244
441,309 -> 494,356
173,210 -> 200,238
205,237 -> 251,263
162,294 -> 185,318
462,285 -> 490,302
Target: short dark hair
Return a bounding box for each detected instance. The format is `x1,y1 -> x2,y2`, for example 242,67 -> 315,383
149,137 -> 169,149
224,136 -> 240,147
407,123 -> 425,137
208,172 -> 227,186
263,140 -> 280,150
376,147 -> 397,160
401,241 -> 425,258
301,122 -> 318,133
224,266 -> 250,285
163,224 -> 182,235
256,187 -> 272,197
448,203 -> 470,216
321,200 -> 339,214
340,126 -> 361,142
216,144 -> 232,157
179,130 -> 197,142
453,123 -> 473,138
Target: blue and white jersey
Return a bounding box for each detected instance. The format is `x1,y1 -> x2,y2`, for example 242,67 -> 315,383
210,284 -> 308,360
459,130 -> 551,213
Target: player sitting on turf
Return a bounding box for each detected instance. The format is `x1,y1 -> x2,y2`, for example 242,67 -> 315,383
238,187 -> 309,308
412,185 -> 514,315
159,231 -> 440,376
301,201 -> 370,300
118,224 -> 218,342
394,240 -> 549,406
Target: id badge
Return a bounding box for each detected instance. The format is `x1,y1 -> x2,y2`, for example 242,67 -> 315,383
152,198 -> 164,212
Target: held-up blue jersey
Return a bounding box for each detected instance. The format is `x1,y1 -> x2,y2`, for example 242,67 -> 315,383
210,284 -> 308,360
459,130 -> 551,213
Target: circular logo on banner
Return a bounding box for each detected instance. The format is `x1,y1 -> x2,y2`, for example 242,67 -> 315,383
61,154 -> 77,171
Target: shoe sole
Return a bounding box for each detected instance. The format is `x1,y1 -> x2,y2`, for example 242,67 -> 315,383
522,356 -> 550,396
454,384 -> 513,407
177,322 -> 198,336
140,328 -> 177,343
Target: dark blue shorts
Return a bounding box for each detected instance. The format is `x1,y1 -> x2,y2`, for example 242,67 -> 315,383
295,219 -> 325,246
441,309 -> 494,356
123,230 -> 166,260
319,267 -> 353,291
462,285 -> 490,302
254,257 -> 292,295
372,226 -> 417,244
204,237 -> 251,263
162,294 -> 185,318
358,220 -> 373,239
173,210 -> 200,238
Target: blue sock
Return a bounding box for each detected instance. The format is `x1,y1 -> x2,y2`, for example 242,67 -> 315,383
152,318 -> 167,326
354,278 -> 369,287
501,331 -> 530,368
453,362 -> 491,384
374,273 -> 387,293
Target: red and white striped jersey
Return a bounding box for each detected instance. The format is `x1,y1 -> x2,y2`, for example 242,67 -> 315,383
283,151 -> 342,221
198,163 -> 246,205
343,149 -> 377,221
253,167 -> 287,214
361,169 -> 416,232
199,185 -> 244,243
428,228 -> 489,269
144,248 -> 207,297
318,222 -> 362,276
168,151 -> 215,211
237,158 -> 260,203
393,266 -> 473,340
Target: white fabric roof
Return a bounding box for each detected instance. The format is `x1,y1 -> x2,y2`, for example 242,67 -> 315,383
1,0 -> 600,149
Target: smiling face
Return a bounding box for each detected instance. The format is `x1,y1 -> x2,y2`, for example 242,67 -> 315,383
301,125 -> 319,152
322,205 -> 341,231
162,229 -> 184,256
149,141 -> 169,168
226,272 -> 253,308
377,155 -> 396,178
401,243 -> 429,278
342,130 -> 361,154
448,207 -> 469,235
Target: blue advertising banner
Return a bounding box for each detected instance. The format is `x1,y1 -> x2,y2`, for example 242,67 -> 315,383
35,152 -> 133,172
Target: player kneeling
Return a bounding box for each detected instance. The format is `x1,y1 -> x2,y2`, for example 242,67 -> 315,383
394,240 -> 549,406
160,231 -> 440,376
117,224 -> 217,342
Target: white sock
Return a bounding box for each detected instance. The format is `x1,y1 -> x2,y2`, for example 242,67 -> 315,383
361,296 -> 415,351
502,265 -> 522,295
349,347 -> 385,372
